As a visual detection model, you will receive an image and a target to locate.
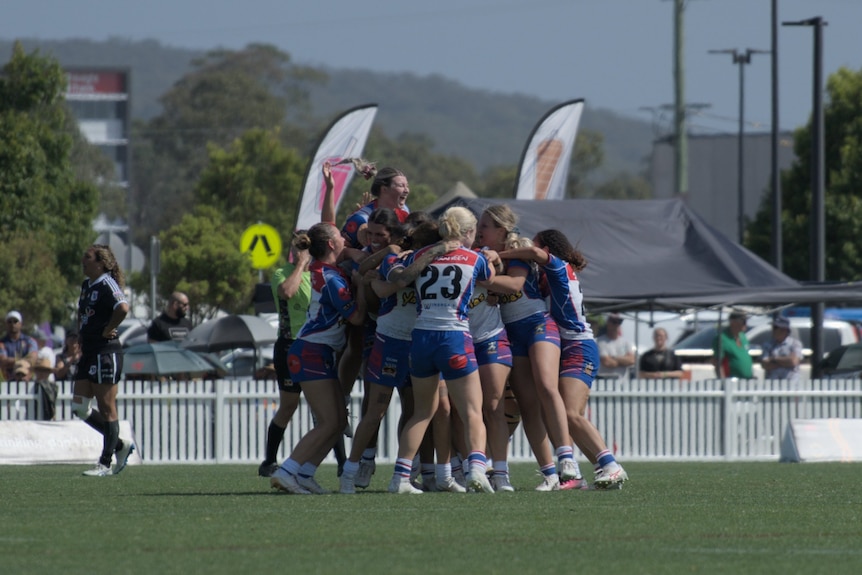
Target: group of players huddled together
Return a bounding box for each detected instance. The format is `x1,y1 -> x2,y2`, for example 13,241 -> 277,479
259,160 -> 628,494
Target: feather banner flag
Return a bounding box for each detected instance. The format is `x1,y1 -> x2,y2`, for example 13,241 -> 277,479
514,99 -> 584,200
294,104 -> 378,231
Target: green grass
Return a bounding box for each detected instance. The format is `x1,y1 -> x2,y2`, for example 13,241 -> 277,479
2,462 -> 861,574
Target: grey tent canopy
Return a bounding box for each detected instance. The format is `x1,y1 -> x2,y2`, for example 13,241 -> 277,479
431,197 -> 862,310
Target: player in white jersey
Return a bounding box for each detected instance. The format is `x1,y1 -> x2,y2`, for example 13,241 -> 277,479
501,229 -> 628,490
388,206 -> 496,494
270,223 -> 367,495
477,204 -> 573,491
340,219 -> 460,493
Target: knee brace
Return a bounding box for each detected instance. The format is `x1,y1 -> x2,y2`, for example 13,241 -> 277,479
71,397 -> 92,420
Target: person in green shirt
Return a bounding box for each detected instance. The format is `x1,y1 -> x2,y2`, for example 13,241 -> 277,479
713,311 -> 753,379
258,235 -> 311,477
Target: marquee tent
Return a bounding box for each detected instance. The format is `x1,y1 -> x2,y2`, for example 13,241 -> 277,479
431,197 -> 862,311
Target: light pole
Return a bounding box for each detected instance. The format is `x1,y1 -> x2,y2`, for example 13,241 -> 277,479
784,17 -> 827,377
709,48 -> 768,244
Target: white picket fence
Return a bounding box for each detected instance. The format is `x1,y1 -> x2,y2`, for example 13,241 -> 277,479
3,378 -> 861,463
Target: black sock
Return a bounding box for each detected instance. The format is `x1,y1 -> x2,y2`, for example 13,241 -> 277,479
101,420 -> 120,467
264,422 -> 286,464
84,410 -> 107,435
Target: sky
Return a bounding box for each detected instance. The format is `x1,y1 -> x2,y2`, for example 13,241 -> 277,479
3,0 -> 861,134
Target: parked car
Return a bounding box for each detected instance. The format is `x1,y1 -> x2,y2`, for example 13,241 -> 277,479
819,342 -> 862,379
117,318 -> 149,348
219,345 -> 275,379
672,317 -> 859,363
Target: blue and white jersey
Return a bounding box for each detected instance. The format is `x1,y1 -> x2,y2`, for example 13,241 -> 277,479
297,260 -> 358,350
498,259 -> 548,325
376,252 -> 417,341
542,253 -> 594,341
468,284 -> 505,344
408,246 -> 491,332
341,200 -> 409,249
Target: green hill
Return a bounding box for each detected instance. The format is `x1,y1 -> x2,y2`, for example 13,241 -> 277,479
1,38 -> 653,179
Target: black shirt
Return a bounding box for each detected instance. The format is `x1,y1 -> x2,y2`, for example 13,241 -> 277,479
78,274 -> 126,354
147,312 -> 192,342
639,348 -> 683,373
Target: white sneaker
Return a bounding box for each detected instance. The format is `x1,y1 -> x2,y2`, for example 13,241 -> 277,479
559,458 -> 579,482
270,467 -> 312,494
113,439 -> 135,475
466,470 -> 495,493
490,474 -> 515,492
535,473 -> 560,492
340,474 -> 356,494
436,476 -> 467,493
82,463 -> 113,477
296,475 -> 330,494
355,459 -> 375,489
594,465 -> 628,489
388,476 -> 423,494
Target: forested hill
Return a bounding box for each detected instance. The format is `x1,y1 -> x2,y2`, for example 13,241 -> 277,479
0,38 -> 654,178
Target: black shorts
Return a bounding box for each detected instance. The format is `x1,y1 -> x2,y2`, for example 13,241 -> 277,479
78,351 -> 124,385
274,337 -> 301,394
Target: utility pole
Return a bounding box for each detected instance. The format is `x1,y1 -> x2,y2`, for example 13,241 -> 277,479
709,49 -> 768,244
784,17 -> 827,376
673,0 -> 687,199
770,0 -> 782,270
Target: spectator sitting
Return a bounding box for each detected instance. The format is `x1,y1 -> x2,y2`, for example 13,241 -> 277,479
12,359 -> 32,382
148,292 -> 193,343
54,333 -> 81,382
33,328 -> 57,383
32,356 -> 59,421
638,327 -> 685,379
1,311 -> 39,381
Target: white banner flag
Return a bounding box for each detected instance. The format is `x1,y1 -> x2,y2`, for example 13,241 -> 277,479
295,104 -> 378,231
514,99 -> 584,200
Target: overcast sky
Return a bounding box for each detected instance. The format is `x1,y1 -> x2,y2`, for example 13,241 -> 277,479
4,0 -> 860,134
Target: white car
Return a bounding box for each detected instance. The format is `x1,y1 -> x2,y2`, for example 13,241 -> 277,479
219,345 -> 275,379
673,316 -> 860,362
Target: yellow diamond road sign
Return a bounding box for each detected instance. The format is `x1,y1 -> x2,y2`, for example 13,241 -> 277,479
240,223 -> 282,270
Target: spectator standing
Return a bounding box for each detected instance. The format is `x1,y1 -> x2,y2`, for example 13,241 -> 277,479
639,328 -> 685,379
33,329 -> 57,383
147,292 -> 193,343
713,311 -> 753,379
761,317 -> 803,382
0,311 -> 39,381
597,314 -> 636,380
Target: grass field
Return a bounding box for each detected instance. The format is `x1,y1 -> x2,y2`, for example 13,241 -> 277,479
2,462 -> 860,575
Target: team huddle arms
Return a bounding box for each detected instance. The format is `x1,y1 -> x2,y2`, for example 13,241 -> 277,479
264,162 -> 628,495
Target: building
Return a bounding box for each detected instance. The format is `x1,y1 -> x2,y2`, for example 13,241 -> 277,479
650,132 -> 796,242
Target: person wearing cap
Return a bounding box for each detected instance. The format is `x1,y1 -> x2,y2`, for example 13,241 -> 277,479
597,313 -> 636,380
761,317 -> 803,382
33,356 -> 59,421
712,311 -> 754,379
0,311 -> 39,381
12,359 -> 32,382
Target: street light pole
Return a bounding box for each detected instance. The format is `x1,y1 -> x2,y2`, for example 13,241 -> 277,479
709,48 -> 768,244
784,17 -> 827,376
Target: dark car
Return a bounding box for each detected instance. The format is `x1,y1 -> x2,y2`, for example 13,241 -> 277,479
820,343 -> 862,379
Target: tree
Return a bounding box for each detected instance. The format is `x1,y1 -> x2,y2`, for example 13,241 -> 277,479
131,44 -> 324,246
195,128 -> 306,235
747,66 -> 862,281
156,205 -> 256,321
0,43 -> 100,324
